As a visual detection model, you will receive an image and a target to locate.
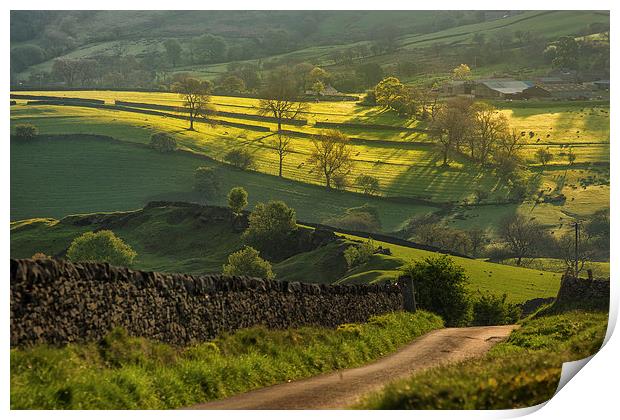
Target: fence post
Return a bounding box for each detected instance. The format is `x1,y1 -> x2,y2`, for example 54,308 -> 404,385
400,275 -> 417,313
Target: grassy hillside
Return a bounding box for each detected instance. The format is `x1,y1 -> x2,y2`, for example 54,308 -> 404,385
10,134 -> 435,230
10,202 -> 561,302
12,10 -> 608,85
10,92 -> 610,238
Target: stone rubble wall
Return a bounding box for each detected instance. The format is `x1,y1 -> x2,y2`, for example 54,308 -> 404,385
10,258 -> 403,347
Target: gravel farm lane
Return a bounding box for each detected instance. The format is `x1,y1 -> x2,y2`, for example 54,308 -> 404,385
186,325 -> 517,410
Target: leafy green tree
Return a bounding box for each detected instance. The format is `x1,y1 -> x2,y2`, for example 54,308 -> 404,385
243,201 -> 297,259
10,44 -> 46,72
222,246 -> 274,280
194,167 -> 220,198
13,123 -> 38,140
451,63 -> 471,80
67,230 -> 137,266
355,63 -> 384,87
343,239 -> 376,269
374,77 -> 408,112
220,75 -> 245,93
228,187 -> 248,215
309,66 -> 328,84
472,293 -> 521,326
189,34 -> 227,64
163,39 -> 182,67
311,80 -> 325,97
403,255 -> 472,326
552,36 -> 579,69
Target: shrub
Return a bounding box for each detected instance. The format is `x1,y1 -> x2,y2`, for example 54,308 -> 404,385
355,175 -> 380,195
149,132 -> 177,152
402,255 -> 472,326
227,187 -> 248,215
243,201 -> 297,260
194,167 -> 220,198
66,230 -> 137,266
332,173 -> 350,190
14,123 -> 38,140
222,246 -> 274,280
344,239 -> 376,269
472,293 -> 521,326
224,148 -> 257,170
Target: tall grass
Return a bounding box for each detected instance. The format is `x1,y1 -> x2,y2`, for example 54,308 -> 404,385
10,311 -> 443,409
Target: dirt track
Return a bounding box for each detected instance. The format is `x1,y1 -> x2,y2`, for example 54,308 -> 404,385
187,325 -> 517,410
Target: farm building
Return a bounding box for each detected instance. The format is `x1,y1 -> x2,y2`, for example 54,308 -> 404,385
534,83 -> 592,99
473,79 -> 533,99
522,81 -> 595,99
438,80 -> 473,97
593,80 -> 610,91
305,84 -> 348,98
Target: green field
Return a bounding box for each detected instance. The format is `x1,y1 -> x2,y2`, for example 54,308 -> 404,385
10,202 -> 561,302
10,135 -> 435,230
10,90 -> 610,237
10,101 -> 512,203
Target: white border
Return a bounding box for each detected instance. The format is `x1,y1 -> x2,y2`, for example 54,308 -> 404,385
3,1 -> 617,419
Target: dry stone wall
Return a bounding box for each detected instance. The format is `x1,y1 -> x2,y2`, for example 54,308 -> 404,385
10,258 -> 403,347
554,274 -> 610,309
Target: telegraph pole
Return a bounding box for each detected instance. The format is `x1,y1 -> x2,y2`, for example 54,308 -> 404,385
573,221 -> 580,277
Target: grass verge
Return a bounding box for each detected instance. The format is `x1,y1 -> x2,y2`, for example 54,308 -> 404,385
357,310 -> 608,409
10,311 -> 443,409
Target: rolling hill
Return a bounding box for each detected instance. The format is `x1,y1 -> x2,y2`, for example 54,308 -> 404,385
11,10 -> 609,85
10,201 -> 561,302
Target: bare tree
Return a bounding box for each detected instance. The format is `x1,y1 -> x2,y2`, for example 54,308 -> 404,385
257,67 -> 309,133
557,228 -> 594,276
258,67 -> 309,177
172,77 -> 213,130
470,102 -> 509,164
467,228 -> 489,257
430,98 -> 474,166
498,214 -> 544,265
496,128 -> 526,160
494,129 -> 526,177
308,130 -> 353,189
272,134 -> 294,178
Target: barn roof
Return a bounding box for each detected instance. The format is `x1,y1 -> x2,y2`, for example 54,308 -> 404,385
477,79 -> 532,94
